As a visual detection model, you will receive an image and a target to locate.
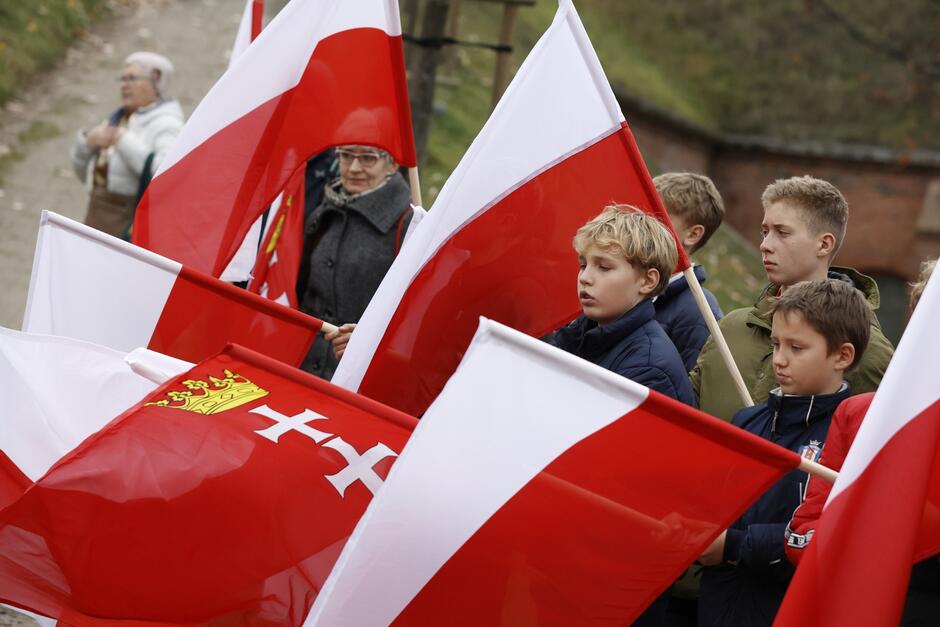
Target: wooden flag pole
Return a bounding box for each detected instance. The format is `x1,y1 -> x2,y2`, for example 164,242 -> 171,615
321,322 -> 338,334
408,166 -> 423,207
683,265 -> 753,409
799,457 -> 839,483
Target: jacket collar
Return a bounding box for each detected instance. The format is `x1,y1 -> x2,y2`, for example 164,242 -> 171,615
316,174 -> 410,234
766,383 -> 850,435
567,298 -> 656,361
746,266 -> 883,332
657,264 -> 706,304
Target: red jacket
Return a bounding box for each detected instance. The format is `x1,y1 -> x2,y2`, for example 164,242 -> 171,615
784,392 -> 874,564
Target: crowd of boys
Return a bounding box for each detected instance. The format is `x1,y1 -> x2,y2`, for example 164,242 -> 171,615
544,172 -> 937,626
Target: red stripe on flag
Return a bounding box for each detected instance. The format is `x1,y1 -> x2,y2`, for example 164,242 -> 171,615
134,28 -> 416,275
393,391 -> 798,625
250,0 -> 263,40
0,450 -> 30,512
149,266 -> 322,365
775,398 -> 940,627
358,125 -> 685,416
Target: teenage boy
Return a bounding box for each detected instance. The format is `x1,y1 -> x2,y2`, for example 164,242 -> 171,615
785,259 -> 938,625
690,175 -> 893,421
549,205 -> 695,406
697,279 -> 872,627
652,172 -> 725,372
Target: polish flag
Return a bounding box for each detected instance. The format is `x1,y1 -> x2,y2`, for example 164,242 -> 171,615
0,327 -> 190,510
332,0 -> 687,416
775,269 -> 940,626
310,318 -> 798,625
0,344 -> 416,625
246,166 -> 306,308
229,0 -> 264,66
23,211 -> 322,365
132,0 -> 416,276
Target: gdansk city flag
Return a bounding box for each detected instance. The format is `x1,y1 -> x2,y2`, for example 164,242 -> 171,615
0,345 -> 416,625
23,211 -> 322,365
132,0 -> 416,276
332,0 -> 687,417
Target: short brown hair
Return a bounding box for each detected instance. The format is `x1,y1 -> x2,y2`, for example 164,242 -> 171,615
653,172 -> 725,253
909,258 -> 936,311
770,279 -> 871,370
573,205 -> 678,296
761,175 -> 849,257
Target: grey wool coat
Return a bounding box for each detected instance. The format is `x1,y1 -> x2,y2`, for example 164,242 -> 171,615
297,173 -> 412,380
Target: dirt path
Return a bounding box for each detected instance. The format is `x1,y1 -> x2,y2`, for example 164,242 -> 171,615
0,0 -> 247,622
0,0 -> 246,330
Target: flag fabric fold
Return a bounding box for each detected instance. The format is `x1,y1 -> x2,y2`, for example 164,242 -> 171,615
332,0 -> 687,417
0,328 -> 186,510
775,268 -> 940,627
23,211 -> 322,365
310,318 -> 799,626
133,0 -> 416,276
0,344 -> 416,625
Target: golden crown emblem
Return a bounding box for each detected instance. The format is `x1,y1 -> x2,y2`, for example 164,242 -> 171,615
145,369 -> 269,415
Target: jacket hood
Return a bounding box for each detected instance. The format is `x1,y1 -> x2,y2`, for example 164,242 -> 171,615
747,266 -> 883,332
657,264 -> 707,304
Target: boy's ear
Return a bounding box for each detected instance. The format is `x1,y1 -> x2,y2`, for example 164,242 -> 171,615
682,224 -> 706,251
639,267 -> 660,295
817,231 -> 837,259
833,341 -> 856,372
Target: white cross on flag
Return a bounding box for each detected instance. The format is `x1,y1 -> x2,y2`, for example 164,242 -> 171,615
0,344 -> 415,624
310,318 -> 801,625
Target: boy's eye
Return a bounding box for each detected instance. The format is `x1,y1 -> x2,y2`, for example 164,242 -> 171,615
598,265 -> 610,271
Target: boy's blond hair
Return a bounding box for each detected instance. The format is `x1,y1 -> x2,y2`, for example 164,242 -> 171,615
761,175 -> 849,258
909,258 -> 936,311
573,205 -> 678,297
653,172 -> 725,253
770,279 -> 871,371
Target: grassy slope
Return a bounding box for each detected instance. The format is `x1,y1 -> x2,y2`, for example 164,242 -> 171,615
425,1 -> 767,313
0,1 -> 109,104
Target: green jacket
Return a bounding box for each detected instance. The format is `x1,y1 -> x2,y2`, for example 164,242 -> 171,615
689,267 -> 895,421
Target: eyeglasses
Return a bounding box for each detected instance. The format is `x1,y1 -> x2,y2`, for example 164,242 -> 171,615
336,149 -> 383,167
117,74 -> 148,84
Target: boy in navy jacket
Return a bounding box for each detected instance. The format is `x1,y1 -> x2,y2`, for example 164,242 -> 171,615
652,173 -> 725,372
549,205 -> 695,407
697,279 -> 873,627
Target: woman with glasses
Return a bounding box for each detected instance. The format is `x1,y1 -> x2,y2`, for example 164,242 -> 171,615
69,51 -> 183,239
296,144 -> 413,380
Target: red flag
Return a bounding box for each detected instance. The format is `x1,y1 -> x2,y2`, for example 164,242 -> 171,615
247,167 -> 306,308
0,344 -> 416,625
310,319 -> 799,625
332,0 -> 687,417
774,269 -> 940,627
133,0 -> 416,276
24,211 -> 322,366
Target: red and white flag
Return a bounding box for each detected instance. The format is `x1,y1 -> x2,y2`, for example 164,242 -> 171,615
775,269 -> 940,626
0,327 -> 190,510
229,0 -> 264,66
132,0 -> 416,276
311,318 -> 798,626
247,166 -> 306,308
0,344 -> 416,625
332,0 -> 687,416
23,211 -> 322,365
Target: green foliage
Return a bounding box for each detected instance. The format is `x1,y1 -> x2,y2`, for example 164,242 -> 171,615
0,0 -> 110,105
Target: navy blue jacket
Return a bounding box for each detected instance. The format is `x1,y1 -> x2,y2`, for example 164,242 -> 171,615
698,384 -> 852,627
653,265 -> 723,372
549,298 -> 695,406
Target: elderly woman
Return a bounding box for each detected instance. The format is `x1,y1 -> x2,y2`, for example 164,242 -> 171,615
296,145 -> 413,380
70,51 -> 184,238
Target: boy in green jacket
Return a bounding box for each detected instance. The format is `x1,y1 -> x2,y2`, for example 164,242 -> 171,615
689,175 -> 894,421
